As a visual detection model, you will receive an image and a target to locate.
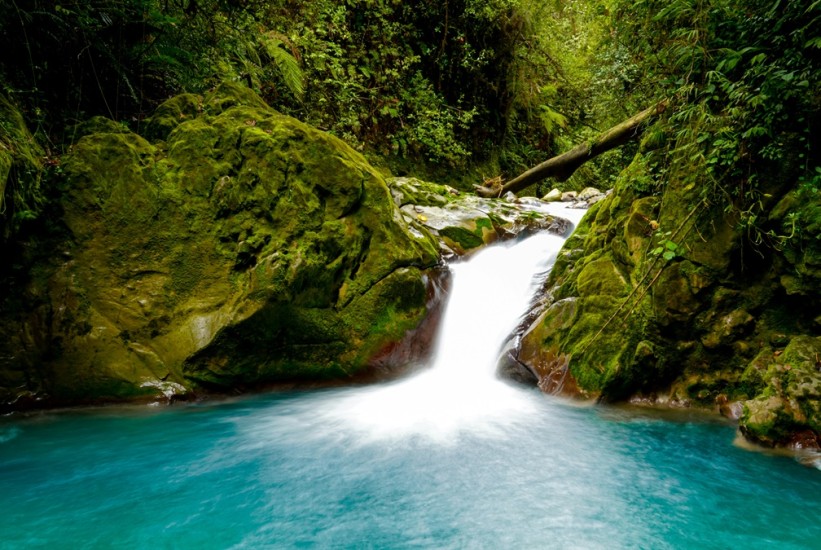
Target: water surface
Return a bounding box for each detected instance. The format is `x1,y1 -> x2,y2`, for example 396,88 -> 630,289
2,211 -> 818,548
1,392 -> 819,549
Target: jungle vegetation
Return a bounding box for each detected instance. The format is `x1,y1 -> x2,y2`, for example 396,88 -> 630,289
1,0 -> 819,242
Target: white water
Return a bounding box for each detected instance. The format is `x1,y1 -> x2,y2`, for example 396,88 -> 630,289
310,203 -> 586,443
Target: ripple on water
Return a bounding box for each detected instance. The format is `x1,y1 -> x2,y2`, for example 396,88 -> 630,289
0,426 -> 20,444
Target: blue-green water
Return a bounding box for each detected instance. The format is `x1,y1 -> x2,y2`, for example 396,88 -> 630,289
2,228 -> 819,548
1,390 -> 819,549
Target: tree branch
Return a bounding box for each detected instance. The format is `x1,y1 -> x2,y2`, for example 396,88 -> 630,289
475,100 -> 668,198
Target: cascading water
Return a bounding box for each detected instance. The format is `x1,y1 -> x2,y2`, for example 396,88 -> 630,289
2,207 -> 819,549
310,204 -> 588,443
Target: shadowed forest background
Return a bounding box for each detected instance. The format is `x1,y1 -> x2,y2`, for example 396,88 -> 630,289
2,0 -> 819,232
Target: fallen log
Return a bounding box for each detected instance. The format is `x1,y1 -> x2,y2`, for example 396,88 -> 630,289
475,101 -> 668,198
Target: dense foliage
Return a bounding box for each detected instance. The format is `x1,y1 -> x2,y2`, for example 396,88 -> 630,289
1,0 -> 818,235
0,1 -> 596,169
607,0 -> 821,255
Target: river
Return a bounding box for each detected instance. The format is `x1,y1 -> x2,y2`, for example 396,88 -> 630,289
1,207 -> 819,548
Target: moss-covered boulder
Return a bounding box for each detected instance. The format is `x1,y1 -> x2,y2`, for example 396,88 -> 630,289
0,83 -> 440,409
516,146 -> 821,448
739,337 -> 821,448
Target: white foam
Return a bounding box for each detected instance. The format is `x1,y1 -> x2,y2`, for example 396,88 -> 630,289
314,228 -> 569,443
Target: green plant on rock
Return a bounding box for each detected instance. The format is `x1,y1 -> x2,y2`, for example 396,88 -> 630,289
651,236 -> 682,262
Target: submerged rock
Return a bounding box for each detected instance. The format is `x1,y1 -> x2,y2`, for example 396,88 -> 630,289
0,83 -> 441,409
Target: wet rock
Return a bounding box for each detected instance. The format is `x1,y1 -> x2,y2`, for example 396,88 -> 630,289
496,343 -> 539,385
542,188 -> 562,202
0,83 -> 441,409
560,191 -> 578,202
738,336 -> 821,447
716,394 -> 744,419
789,430 -> 820,450
387,176 -> 454,208
578,187 -> 602,201
390,179 -> 573,255
511,299 -> 586,398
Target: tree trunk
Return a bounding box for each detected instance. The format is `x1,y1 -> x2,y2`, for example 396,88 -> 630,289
475,101 -> 668,198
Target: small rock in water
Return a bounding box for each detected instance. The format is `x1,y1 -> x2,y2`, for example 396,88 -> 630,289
578,187 -> 602,200
503,191 -> 518,202
542,188 -> 562,202
560,191 -> 577,202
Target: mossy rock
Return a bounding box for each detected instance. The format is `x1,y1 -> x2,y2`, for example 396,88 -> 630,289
0,93 -> 44,237
0,84 -> 441,408
70,116 -> 131,142
396,186 -> 572,255
739,336 -> 821,447
387,176 -> 457,207
576,257 -> 628,296
771,188 -> 821,297
143,93 -> 203,141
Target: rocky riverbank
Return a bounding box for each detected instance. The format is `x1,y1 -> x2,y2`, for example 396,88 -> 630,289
511,148 -> 820,452
0,86 -> 569,411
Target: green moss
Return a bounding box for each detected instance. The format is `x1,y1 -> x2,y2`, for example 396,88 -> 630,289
439,225 -> 486,250
1,84 -> 441,407
576,257 -> 628,296
387,176 -> 458,207
738,336 -> 821,445
0,93 -> 44,236
70,116 -> 131,141
204,82 -> 272,115
143,93 -> 203,141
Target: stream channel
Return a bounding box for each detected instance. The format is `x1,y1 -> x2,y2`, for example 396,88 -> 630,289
1,205 -> 819,548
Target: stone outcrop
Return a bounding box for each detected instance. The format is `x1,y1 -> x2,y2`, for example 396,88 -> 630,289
0,83 -> 441,410
516,147 -> 821,449
388,177 -> 572,256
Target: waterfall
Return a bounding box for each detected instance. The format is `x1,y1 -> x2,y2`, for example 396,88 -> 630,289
304,204 -> 584,443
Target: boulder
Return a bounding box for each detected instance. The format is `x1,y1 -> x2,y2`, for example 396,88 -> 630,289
0,83 -> 441,409
739,336 -> 821,448
577,187 -> 602,201
517,145 -> 821,449
542,188 -> 562,202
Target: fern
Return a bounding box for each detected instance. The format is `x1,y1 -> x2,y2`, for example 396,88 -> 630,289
260,32 -> 304,99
